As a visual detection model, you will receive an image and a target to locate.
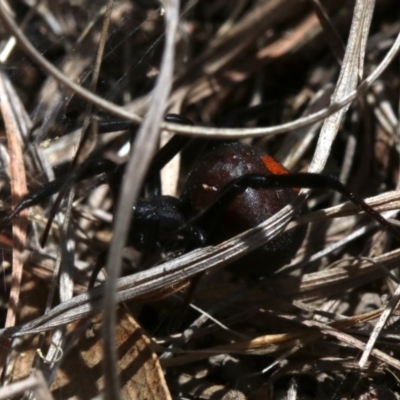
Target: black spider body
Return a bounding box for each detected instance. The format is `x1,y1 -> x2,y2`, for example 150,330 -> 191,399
130,195 -> 206,256
2,116 -> 399,281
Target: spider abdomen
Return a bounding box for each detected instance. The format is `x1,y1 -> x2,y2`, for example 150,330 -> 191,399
182,142 -> 307,277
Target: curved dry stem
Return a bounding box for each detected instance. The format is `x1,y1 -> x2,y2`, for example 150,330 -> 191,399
101,0 -> 179,398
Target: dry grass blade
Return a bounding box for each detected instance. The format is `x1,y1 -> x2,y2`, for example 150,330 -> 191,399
309,0 -> 375,172
0,370 -> 54,400
102,1 -> 178,398
359,282 -> 400,368
0,70 -> 28,377
161,305 -> 400,370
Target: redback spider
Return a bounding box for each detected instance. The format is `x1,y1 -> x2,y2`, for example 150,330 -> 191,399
0,113 -> 399,280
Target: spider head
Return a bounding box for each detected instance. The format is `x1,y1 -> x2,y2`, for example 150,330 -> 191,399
130,195 -> 206,256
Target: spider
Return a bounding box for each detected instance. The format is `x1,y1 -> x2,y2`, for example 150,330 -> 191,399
1,113 -> 399,281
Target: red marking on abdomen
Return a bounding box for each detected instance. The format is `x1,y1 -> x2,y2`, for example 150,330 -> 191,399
261,155 -> 299,192
261,155 -> 290,175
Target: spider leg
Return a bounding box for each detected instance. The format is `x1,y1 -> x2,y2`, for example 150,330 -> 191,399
97,113 -> 194,197
0,159 -> 120,231
98,119 -> 137,134
187,173 -> 400,241
0,113 -> 194,228
96,112 -> 192,136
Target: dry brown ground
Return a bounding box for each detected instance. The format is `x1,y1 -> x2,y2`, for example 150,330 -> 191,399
1,1 -> 400,399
